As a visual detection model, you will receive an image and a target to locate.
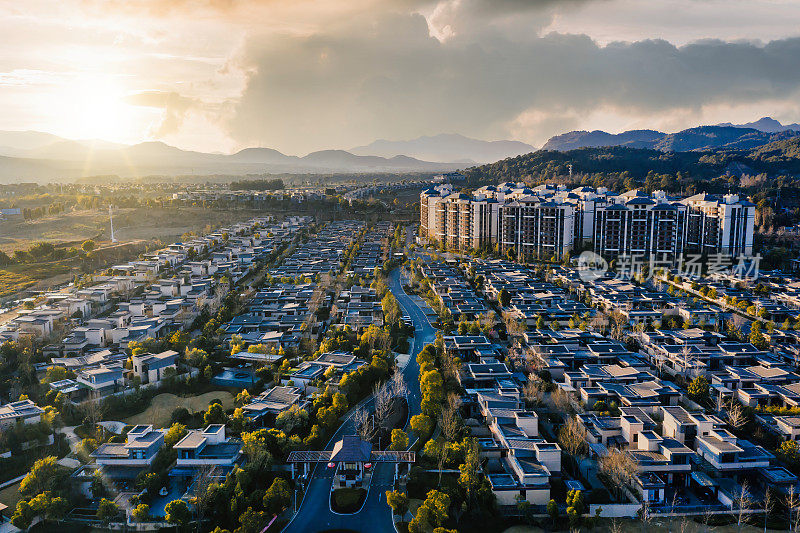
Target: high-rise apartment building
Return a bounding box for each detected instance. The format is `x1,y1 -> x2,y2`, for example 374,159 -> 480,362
420,182 -> 755,262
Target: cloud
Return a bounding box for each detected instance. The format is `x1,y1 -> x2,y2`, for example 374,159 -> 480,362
224,5 -> 800,153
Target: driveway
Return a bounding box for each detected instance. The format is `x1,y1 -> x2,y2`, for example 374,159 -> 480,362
282,267 -> 437,533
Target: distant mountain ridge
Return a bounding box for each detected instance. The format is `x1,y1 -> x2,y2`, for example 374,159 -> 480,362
541,117 -> 800,152
350,133 -> 535,164
469,134 -> 800,184
0,133 -> 467,183
716,116 -> 800,133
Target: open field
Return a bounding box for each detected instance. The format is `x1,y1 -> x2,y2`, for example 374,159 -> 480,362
0,480 -> 22,509
0,206 -> 270,254
0,206 -> 271,302
0,241 -> 148,304
123,391 -> 235,427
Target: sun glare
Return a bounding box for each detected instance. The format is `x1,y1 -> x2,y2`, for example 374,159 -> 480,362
53,74 -> 135,141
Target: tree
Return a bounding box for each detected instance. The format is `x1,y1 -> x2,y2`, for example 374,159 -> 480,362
458,438 -> 481,503
390,429 -> 409,451
204,402 -> 226,425
409,490 -> 451,533
42,365 -> 72,384
410,414 -> 434,439
386,490 -> 409,523
547,498 -> 559,525
132,503 -> 150,522
780,440 -> 800,463
598,449 -> 638,500
373,382 -> 393,429
164,423 -> 188,448
558,417 -> 588,475
523,378 -> 544,407
241,429 -> 274,470
81,239 -> 96,253
168,330 -> 190,353
421,369 -> 445,417
96,498 -> 120,524
735,480 -> 752,533
725,400 -> 749,432
499,289 -> 511,307
750,321 -> 768,350
262,477 -> 291,516
353,407 -> 371,441
275,405 -> 309,435
688,375 -> 710,402
238,507 -> 267,533
165,499 -> 191,529
20,456 -> 62,497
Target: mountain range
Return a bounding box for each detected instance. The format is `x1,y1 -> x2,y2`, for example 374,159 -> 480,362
0,136 -> 475,183
540,117 -> 800,152
470,134 -> 800,184
350,133 -> 534,164
2,117 -> 800,182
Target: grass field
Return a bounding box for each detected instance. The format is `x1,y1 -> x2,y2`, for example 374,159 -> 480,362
0,270 -> 37,299
123,391 -> 235,427
0,206 -> 270,254
0,206 -> 270,303
0,480 -> 22,510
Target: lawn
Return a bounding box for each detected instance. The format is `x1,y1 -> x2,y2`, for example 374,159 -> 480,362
123,391 -> 235,427
331,487 -> 367,514
0,480 -> 22,510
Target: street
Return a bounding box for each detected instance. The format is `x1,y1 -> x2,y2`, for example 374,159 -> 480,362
282,267 -> 437,533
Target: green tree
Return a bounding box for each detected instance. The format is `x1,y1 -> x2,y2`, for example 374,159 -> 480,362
132,503 -> 150,522
499,289 -> 511,307
688,375 -> 710,402
547,498 -> 559,524
164,423 -> 188,448
96,498 -> 120,524
11,500 -> 35,529
749,321 -> 768,350
410,414 -> 434,439
390,429 -> 409,451
204,402 -> 226,425
238,507 -> 268,533
386,490 -> 409,523
780,440 -> 799,463
20,456 -> 62,497
168,330 -> 190,352
81,239 -> 96,253
262,477 -> 291,516
275,405 -> 309,435
458,438 -> 481,503
165,499 -> 191,529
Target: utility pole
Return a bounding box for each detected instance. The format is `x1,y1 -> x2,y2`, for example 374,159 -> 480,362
109,205 -> 117,243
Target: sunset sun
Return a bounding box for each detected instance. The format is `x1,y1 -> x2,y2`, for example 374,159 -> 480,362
54,74 -> 134,141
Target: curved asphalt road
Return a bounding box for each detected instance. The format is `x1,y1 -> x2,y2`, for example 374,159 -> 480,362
282,267 -> 437,533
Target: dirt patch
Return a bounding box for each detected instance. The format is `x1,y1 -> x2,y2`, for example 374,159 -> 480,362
123,391 -> 235,427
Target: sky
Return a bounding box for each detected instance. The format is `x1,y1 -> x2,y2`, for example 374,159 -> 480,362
3,0 -> 800,155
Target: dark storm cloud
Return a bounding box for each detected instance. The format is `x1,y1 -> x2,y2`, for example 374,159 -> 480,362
225,7 -> 800,152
